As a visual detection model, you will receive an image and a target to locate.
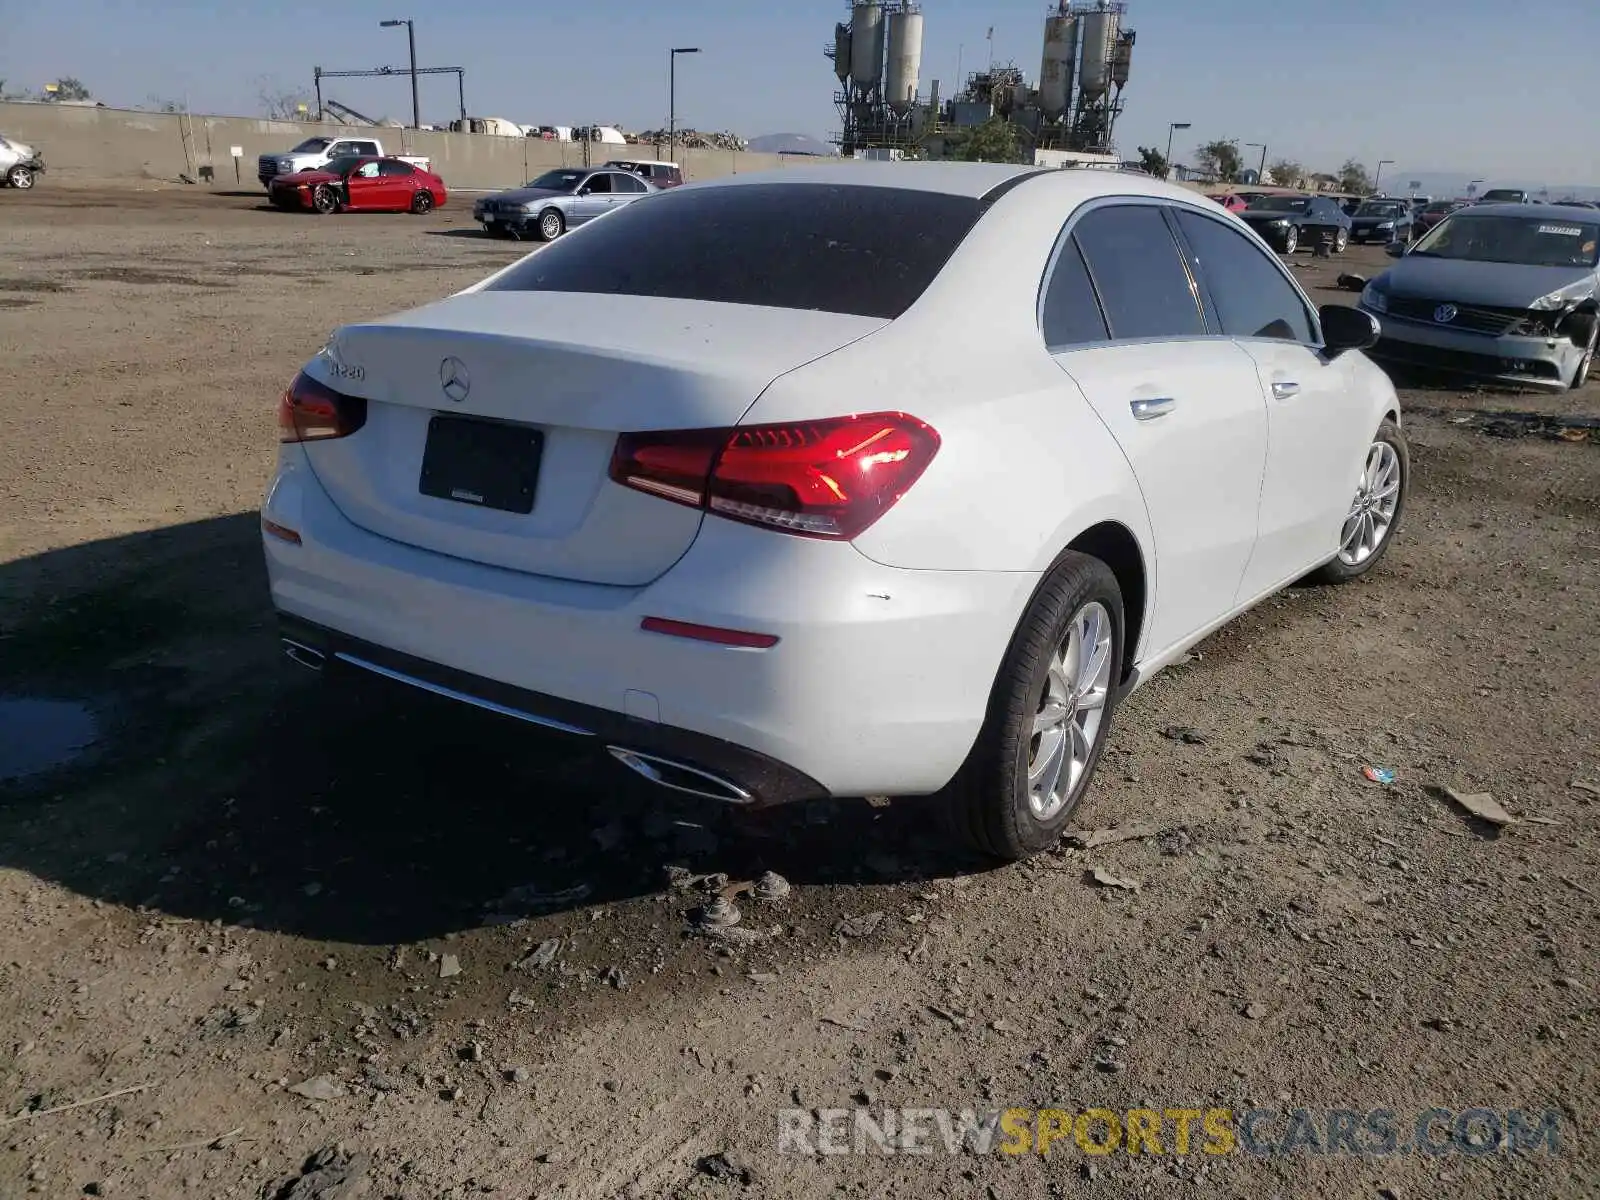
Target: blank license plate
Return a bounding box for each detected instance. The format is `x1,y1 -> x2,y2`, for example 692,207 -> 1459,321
418,415 -> 542,514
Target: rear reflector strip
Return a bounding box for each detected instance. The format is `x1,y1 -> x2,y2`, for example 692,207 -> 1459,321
640,617 -> 779,649
262,518 -> 302,545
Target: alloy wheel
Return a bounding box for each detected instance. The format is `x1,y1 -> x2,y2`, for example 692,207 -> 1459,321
541,211 -> 562,239
1338,440 -> 1402,567
1027,600 -> 1113,821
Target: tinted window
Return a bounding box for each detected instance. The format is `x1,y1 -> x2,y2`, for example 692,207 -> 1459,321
1251,196 -> 1309,213
484,183 -> 984,320
1174,209 -> 1314,343
353,141 -> 380,156
616,173 -> 648,194
378,160 -> 414,176
1071,205 -> 1204,340
584,173 -> 612,195
1040,236 -> 1108,347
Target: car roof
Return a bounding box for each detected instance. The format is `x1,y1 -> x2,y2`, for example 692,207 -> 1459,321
1461,201 -> 1599,218
693,160 -> 1042,198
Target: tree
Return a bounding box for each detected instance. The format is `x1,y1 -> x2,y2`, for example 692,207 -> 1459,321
941,118 -> 1024,164
1136,145 -> 1169,178
50,77 -> 92,101
1338,158 -> 1373,194
256,77 -> 314,121
1267,158 -> 1303,188
1194,138 -> 1242,183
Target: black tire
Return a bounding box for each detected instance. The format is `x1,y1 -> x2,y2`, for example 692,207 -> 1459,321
1563,312 -> 1597,390
943,552 -> 1124,862
537,208 -> 565,241
311,184 -> 339,214
6,165 -> 35,189
1310,419 -> 1409,585
410,189 -> 434,215
1281,225 -> 1298,255
1333,227 -> 1350,253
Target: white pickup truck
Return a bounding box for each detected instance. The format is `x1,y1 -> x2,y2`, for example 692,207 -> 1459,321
257,135 -> 430,189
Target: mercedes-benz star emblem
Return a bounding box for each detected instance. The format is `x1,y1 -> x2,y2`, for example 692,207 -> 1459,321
1433,304 -> 1458,325
440,356 -> 470,402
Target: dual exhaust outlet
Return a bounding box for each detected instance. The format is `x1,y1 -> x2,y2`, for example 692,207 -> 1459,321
280,638 -> 753,805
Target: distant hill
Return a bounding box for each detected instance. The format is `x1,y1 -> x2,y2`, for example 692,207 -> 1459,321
747,133 -> 836,156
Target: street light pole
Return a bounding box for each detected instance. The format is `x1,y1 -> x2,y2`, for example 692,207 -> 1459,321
380,19 -> 420,129
1164,121 -> 1190,180
668,47 -> 701,163
1374,158 -> 1394,195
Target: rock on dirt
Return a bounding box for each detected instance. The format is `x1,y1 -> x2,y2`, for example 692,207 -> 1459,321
271,1144 -> 371,1200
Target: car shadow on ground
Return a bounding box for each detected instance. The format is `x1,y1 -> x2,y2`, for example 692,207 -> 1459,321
0,514 -> 989,947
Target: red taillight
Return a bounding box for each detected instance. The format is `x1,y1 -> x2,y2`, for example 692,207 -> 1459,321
609,412 -> 940,540
277,371 -> 368,443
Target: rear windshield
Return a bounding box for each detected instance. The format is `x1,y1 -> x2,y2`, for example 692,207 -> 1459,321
1249,196 -> 1309,212
483,183 -> 983,319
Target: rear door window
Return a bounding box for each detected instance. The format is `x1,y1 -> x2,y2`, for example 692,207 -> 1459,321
1173,208 -> 1315,343
484,182 -> 985,319
1040,236 -> 1109,347
1071,205 -> 1206,340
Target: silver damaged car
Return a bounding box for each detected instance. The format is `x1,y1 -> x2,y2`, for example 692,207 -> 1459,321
472,167 -> 657,241
1359,203 -> 1599,391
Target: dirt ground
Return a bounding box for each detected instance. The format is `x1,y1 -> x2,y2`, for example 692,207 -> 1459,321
1,185 -> 1596,1200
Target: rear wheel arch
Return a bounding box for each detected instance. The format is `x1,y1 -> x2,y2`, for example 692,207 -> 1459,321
1063,521 -> 1147,681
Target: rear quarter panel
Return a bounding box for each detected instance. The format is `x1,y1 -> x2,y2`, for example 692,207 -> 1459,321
742,172 -> 1155,578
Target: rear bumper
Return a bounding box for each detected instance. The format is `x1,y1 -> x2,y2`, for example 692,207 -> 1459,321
261,448 -> 1038,800
1361,306 -> 1577,391
277,611 -> 829,806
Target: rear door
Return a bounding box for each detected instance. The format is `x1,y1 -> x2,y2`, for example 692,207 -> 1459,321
1172,206 -> 1374,593
378,159 -> 417,207
1046,202 -> 1269,658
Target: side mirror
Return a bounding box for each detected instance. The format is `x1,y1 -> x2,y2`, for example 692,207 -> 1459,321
1384,242 -> 1407,257
1319,305 -> 1381,357
577,186 -> 592,196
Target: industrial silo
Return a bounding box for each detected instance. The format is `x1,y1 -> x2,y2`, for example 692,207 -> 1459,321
850,2 -> 886,89
1111,30 -> 1133,89
1077,4 -> 1119,99
884,6 -> 924,112
833,22 -> 853,83
1038,10 -> 1077,118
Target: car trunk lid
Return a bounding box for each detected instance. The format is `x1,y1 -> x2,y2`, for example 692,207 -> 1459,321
299,290 -> 887,585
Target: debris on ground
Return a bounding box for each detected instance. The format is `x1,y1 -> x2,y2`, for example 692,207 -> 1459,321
1161,725 -> 1208,745
602,965 -> 628,989
438,954 -> 461,979
696,897 -> 742,930
271,1144 -> 371,1200
927,1004 -> 966,1029
1243,1001 -> 1268,1020
1569,778 -> 1599,797
287,1075 -> 346,1102
695,1151 -> 755,1185
505,1067 -> 531,1084
835,911 -> 886,938
514,939 -> 561,971
1435,786 -> 1516,827
1088,867 -> 1142,893
1063,822 -> 1166,849
1363,765 -> 1397,785
1335,272 -> 1367,291
753,870 -> 792,901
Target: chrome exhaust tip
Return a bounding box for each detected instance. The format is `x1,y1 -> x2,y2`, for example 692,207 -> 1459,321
282,639 -> 327,672
606,746 -> 754,805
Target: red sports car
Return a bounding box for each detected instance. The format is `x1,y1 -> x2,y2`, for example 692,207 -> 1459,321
268,154 -> 447,215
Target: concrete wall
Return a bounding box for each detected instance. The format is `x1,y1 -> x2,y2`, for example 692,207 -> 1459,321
0,102 -> 812,190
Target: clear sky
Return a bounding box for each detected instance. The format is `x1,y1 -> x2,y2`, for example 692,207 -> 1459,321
5,0 -> 1597,190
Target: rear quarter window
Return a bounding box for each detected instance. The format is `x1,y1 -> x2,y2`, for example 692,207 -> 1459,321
483,183 -> 984,319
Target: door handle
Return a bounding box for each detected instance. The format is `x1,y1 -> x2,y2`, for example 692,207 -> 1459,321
1271,380 -> 1301,399
1129,397 -> 1176,421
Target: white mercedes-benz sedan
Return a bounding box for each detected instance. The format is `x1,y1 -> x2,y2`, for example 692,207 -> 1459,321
263,162 -> 1407,861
